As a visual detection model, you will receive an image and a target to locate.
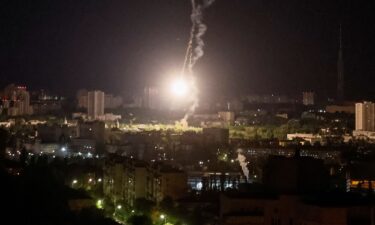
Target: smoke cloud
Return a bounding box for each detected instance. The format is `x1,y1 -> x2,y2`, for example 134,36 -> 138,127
237,149 -> 249,182
180,0 -> 215,125
189,0 -> 214,69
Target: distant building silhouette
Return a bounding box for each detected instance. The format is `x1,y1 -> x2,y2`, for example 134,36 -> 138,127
142,86 -> 160,110
302,91 -> 315,105
262,150 -> 329,194
355,101 -> 375,131
87,90 -> 104,120
76,89 -> 88,108
1,84 -> 33,116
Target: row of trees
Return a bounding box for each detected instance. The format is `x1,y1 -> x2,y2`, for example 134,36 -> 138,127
123,196 -> 216,225
230,119 -> 321,140
230,115 -> 355,140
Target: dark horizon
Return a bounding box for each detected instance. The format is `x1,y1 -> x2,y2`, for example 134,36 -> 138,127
1,0 -> 375,100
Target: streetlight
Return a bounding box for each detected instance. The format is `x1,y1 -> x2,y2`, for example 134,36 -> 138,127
96,199 -> 103,209
113,203 -> 122,219
160,214 -> 166,224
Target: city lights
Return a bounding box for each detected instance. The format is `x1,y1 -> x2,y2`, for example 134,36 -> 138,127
160,214 -> 167,224
2,0 -> 374,224
96,199 -> 103,209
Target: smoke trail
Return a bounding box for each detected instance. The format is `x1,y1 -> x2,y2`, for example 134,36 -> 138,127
189,0 -> 214,69
180,0 -> 215,125
181,1 -> 195,76
181,76 -> 198,124
237,149 -> 249,182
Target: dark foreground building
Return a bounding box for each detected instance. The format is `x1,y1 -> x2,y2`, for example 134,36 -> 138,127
220,192 -> 373,225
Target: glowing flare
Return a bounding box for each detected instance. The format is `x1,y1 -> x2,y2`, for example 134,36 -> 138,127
171,79 -> 189,97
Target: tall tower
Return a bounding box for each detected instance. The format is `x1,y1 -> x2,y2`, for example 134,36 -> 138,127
337,24 -> 345,102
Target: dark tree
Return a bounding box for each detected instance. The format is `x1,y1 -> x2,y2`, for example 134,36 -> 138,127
0,128 -> 9,159
134,198 -> 155,215
127,215 -> 152,225
19,146 -> 27,167
160,196 -> 174,212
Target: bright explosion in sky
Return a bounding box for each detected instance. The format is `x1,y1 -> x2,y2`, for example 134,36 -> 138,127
170,78 -> 189,97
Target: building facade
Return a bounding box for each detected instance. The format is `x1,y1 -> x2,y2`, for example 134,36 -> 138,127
103,157 -> 188,206
77,89 -> 88,108
104,94 -> 123,109
220,193 -> 372,225
1,84 -> 33,116
218,111 -> 236,126
355,101 -> 375,131
142,86 -> 160,110
202,127 -> 229,145
302,92 -> 315,106
87,90 -> 105,120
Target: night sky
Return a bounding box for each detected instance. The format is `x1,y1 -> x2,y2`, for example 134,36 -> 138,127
1,0 -> 374,99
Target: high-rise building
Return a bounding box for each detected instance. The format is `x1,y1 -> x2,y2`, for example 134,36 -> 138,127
1,84 -> 32,116
355,101 -> 375,131
104,94 -> 123,109
77,89 -> 88,108
103,158 -> 187,206
302,91 -> 315,105
142,86 -> 160,110
218,111 -> 235,125
78,90 -> 123,109
18,90 -> 31,115
87,90 -> 104,120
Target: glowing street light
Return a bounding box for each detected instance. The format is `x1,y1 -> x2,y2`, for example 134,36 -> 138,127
117,205 -> 122,210
72,179 -> 78,185
96,199 -> 103,209
160,214 -> 166,224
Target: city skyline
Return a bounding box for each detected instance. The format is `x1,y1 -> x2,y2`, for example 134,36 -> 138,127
1,1 -> 375,225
